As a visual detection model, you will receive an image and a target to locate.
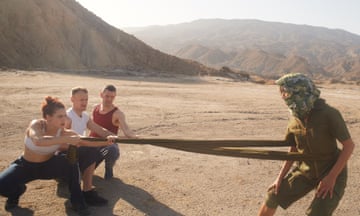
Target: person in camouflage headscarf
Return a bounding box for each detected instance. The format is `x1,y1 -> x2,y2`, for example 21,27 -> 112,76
258,73 -> 355,216
275,73 -> 320,120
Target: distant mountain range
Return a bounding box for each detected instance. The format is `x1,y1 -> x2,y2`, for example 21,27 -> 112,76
125,19 -> 360,80
1,0 -> 359,81
0,0 -> 211,76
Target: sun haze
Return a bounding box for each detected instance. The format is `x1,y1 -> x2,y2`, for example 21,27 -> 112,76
76,0 -> 360,35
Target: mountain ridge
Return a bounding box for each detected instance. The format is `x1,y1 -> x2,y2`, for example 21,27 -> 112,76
0,0 -> 212,76
125,18 -> 360,80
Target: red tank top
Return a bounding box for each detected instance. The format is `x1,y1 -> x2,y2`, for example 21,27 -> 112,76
89,104 -> 119,137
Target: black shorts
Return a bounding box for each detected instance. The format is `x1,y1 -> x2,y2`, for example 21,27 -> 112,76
77,146 -> 102,172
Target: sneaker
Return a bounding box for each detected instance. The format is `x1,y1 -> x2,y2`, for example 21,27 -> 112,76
5,185 -> 27,211
104,167 -> 113,180
83,189 -> 108,206
71,202 -> 91,216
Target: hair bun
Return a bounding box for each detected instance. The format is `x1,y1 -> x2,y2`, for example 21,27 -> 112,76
41,96 -> 64,118
45,96 -> 55,105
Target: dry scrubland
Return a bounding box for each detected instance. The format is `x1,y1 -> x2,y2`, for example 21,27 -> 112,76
0,71 -> 359,216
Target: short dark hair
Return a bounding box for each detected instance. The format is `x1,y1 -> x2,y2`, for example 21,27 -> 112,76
71,87 -> 88,96
102,84 -> 116,92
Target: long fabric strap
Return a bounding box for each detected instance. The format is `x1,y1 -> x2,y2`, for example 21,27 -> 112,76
80,137 -> 333,161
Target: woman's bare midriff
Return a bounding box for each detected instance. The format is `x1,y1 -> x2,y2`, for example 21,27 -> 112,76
23,146 -> 54,163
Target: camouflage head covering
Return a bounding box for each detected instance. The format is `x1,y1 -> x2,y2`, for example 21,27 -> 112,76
275,73 -> 320,119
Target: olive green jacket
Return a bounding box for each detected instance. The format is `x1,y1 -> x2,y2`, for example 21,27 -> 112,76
286,99 -> 351,179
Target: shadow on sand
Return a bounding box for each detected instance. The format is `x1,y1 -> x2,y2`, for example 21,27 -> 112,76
65,176 -> 183,216
5,207 -> 34,216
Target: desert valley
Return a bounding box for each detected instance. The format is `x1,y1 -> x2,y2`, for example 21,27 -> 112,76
0,70 -> 359,215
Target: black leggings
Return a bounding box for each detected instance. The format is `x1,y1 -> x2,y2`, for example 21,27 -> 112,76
0,155 -> 85,206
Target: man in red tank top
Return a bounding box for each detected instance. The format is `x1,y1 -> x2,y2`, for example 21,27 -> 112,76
90,85 -> 138,179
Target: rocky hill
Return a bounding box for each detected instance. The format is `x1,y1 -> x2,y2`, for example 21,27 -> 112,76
125,19 -> 360,80
0,0 -> 212,76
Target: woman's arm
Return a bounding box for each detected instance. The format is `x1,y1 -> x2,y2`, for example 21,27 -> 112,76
78,135 -> 117,147
61,129 -> 115,147
27,120 -> 79,146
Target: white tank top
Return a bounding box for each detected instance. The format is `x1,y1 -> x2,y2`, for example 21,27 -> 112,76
66,108 -> 89,136
24,128 -> 62,155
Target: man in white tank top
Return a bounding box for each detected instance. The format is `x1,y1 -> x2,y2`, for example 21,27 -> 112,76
66,108 -> 89,136
65,87 -> 116,206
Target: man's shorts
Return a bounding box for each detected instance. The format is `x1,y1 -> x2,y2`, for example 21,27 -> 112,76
77,146 -> 102,172
265,167 -> 347,216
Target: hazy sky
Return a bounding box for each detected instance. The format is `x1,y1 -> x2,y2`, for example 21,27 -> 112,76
76,0 -> 360,35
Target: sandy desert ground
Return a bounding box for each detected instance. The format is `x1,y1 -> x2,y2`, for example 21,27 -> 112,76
0,70 -> 359,216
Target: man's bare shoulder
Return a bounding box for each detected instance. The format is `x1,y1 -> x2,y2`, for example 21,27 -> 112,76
113,107 -> 125,117
91,104 -> 100,111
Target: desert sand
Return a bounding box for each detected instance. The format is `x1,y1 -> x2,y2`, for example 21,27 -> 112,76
0,70 -> 359,216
